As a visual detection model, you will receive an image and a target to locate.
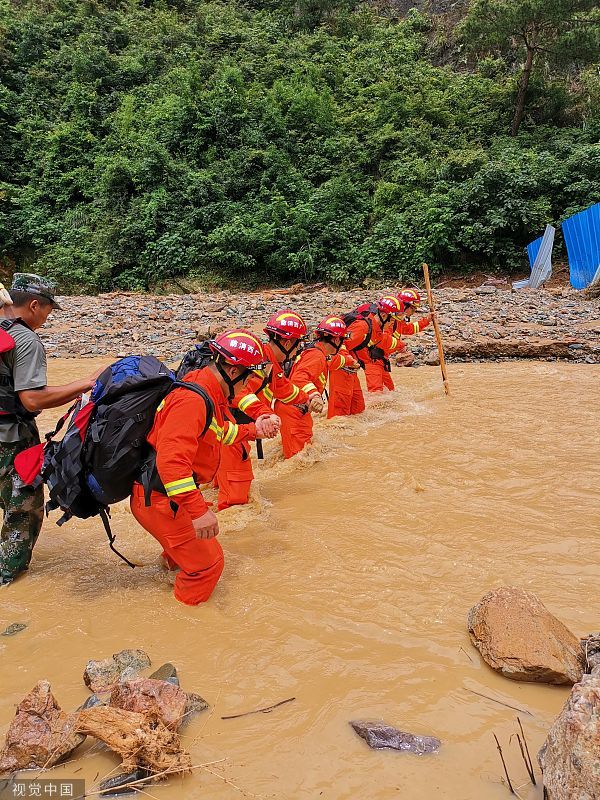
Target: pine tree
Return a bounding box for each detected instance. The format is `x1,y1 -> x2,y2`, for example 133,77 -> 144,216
461,0 -> 599,134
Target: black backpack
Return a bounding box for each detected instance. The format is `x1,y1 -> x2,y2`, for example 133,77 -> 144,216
176,341 -> 214,380
42,355 -> 213,566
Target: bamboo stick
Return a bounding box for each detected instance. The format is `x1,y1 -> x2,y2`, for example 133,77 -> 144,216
422,263 -> 450,395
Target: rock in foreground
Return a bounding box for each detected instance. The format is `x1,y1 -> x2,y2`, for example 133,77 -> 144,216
0,681 -> 85,774
74,705 -> 191,775
350,721 -> 441,754
468,587 -> 583,684
110,678 -> 188,730
83,649 -> 151,692
538,671 -> 600,799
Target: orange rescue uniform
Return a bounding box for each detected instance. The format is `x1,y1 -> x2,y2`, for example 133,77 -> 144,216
276,341 -> 332,459
215,343 -> 308,509
130,368 -> 257,605
369,315 -> 432,390
343,314 -> 396,394
327,346 -> 363,418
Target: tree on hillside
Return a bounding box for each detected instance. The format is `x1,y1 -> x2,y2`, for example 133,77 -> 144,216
461,0 -> 599,135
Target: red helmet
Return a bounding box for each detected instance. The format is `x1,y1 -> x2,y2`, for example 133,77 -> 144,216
264,310 -> 307,339
398,289 -> 421,309
209,329 -> 267,370
315,316 -> 348,339
377,295 -> 404,315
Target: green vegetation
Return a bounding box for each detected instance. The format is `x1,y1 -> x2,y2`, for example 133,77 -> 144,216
0,0 -> 598,290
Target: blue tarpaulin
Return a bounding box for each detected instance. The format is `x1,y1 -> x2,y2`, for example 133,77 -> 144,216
562,202 -> 600,289
526,236 -> 542,269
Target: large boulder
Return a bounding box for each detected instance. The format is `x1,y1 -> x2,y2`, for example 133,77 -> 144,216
0,681 -> 85,774
467,587 -> 584,684
110,679 -> 188,730
538,671 -> 600,799
83,649 -> 151,692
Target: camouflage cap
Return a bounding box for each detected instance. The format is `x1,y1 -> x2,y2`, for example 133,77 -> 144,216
11,273 -> 62,310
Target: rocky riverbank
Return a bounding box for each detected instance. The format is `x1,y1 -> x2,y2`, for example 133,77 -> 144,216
41,280 -> 600,364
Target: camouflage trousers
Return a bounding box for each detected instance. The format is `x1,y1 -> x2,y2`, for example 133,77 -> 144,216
0,432 -> 44,584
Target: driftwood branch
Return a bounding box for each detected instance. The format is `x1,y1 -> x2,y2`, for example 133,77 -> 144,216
221,697 -> 296,720
465,688 -> 533,716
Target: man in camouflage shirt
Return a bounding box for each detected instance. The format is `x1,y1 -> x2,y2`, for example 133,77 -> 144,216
0,274 -> 100,585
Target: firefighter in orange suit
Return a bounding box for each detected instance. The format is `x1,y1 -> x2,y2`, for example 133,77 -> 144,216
363,296 -> 401,393
215,310 -> 308,510
326,344 -> 362,418
391,289 -> 432,366
130,330 -> 279,605
277,316 -> 349,459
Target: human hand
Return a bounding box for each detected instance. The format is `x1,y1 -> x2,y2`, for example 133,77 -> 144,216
308,394 -> 324,414
192,509 -> 219,539
86,365 -> 108,389
255,414 -> 281,439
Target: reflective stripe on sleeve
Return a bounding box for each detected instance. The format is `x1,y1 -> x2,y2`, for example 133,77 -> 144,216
413,322 -> 419,334
238,393 -> 259,413
164,477 -> 197,497
262,387 -> 274,403
209,418 -> 224,441
223,423 -> 239,446
280,385 -> 299,404
302,382 -> 318,394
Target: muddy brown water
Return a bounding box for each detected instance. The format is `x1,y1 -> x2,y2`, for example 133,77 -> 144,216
1,359 -> 599,799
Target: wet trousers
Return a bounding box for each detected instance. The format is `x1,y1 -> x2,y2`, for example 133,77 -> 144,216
365,361 -> 395,393
215,442 -> 254,510
0,432 -> 44,585
327,369 -> 365,418
130,483 -> 224,605
276,402 -> 312,459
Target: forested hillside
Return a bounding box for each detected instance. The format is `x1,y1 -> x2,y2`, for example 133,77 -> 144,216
0,0 -> 598,290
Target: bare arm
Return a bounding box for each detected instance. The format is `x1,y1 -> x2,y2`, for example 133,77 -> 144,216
19,378 -> 95,412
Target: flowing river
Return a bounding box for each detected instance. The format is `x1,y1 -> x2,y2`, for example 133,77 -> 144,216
1,359 -> 599,800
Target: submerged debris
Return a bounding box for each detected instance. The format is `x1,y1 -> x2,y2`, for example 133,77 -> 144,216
350,721 -> 441,754
99,768 -> 152,797
149,662 -> 179,686
183,691 -> 209,722
1,622 -> 27,636
83,649 -> 152,692
0,681 -> 85,775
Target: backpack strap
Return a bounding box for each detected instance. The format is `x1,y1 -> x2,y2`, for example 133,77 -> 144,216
98,507 -> 137,569
172,380 -> 214,436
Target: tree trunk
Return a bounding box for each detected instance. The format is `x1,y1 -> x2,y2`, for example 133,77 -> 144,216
511,46 -> 534,136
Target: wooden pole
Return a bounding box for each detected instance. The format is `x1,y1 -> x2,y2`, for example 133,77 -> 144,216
422,263 -> 450,396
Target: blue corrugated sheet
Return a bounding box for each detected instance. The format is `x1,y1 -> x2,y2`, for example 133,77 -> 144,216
563,202 -> 600,289
526,236 -> 542,270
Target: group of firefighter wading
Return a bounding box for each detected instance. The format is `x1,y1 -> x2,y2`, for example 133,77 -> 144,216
0,277 -> 431,604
